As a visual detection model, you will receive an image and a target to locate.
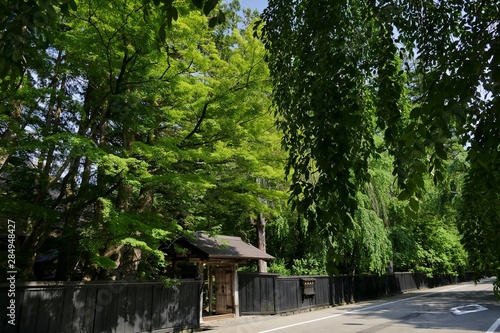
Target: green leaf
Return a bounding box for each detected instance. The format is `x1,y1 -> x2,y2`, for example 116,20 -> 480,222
414,141 -> 425,154
414,160 -> 426,174
60,3 -> 69,15
69,0 -> 78,11
208,16 -> 218,28
434,170 -> 444,183
217,10 -> 225,23
435,143 -> 447,159
409,196 -> 419,211
398,189 -> 411,200
159,22 -> 166,43
404,129 -> 415,146
203,0 -> 218,15
405,205 -> 418,219
410,107 -> 420,119
414,173 -> 424,189
192,0 -> 203,9
166,7 -> 178,26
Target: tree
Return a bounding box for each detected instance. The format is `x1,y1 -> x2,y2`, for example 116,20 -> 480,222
189,8 -> 290,273
0,0 -> 283,280
261,0 -> 498,281
384,143 -> 468,276
1,0 -> 195,279
261,0 -> 376,237
0,0 -> 224,92
459,159 -> 500,296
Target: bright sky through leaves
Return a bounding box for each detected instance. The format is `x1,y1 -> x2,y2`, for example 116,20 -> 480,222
233,0 -> 268,12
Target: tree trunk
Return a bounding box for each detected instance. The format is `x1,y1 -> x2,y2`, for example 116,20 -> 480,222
17,220 -> 52,279
257,212 -> 268,273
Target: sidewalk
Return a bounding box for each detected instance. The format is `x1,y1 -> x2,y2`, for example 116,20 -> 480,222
200,306 -> 333,331
200,314 -> 276,331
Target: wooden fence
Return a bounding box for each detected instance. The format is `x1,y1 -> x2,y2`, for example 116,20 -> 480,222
238,272 -> 474,315
275,276 -> 330,312
0,272 -> 474,332
0,279 -> 201,333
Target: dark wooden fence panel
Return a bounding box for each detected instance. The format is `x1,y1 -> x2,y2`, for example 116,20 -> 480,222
394,272 -> 426,292
331,276 -> 354,304
275,277 -> 300,312
313,277 -> 330,306
428,274 -> 458,288
353,275 -> 388,301
16,283 -> 100,333
238,273 -> 277,315
0,280 -> 200,333
239,272 -> 473,316
177,281 -> 200,327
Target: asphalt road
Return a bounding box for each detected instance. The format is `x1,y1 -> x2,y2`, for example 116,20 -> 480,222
201,278 -> 500,333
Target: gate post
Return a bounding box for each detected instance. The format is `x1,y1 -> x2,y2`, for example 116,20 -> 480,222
233,264 -> 240,317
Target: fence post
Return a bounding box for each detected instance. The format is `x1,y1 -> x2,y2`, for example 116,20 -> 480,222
272,274 -> 277,314
329,276 -> 334,306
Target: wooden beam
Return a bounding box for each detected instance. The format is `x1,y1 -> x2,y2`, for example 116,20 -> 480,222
208,265 -> 213,315
233,264 -> 240,317
197,263 -> 204,323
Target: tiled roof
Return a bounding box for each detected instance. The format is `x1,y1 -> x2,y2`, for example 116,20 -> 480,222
181,232 -> 275,261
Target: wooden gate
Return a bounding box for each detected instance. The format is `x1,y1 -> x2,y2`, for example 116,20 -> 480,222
215,266 -> 234,314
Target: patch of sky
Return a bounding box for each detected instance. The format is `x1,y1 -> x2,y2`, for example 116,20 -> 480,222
227,0 -> 268,13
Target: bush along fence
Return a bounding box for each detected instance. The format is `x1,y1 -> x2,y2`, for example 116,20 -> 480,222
238,272 -> 475,315
0,279 -> 201,333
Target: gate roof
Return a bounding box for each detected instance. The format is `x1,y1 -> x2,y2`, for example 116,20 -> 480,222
168,232 -> 275,263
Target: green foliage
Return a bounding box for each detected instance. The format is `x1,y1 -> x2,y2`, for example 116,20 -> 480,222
328,203 -> 392,276
262,0 -> 376,236
262,0 -> 498,283
389,225 -> 418,271
412,221 -> 467,277
2,0 -> 492,286
0,0 -> 286,280
268,258 -> 291,276
389,159 -> 469,277
459,160 -> 500,280
355,207 -> 392,274
292,254 -> 327,276
0,0 -> 224,91
90,256 -> 117,270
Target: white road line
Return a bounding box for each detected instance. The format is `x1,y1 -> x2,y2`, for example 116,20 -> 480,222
349,285 -> 467,314
257,284 -> 470,333
486,317 -> 500,333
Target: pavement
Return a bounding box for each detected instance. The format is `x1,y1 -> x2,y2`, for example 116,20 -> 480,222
200,278 -> 500,333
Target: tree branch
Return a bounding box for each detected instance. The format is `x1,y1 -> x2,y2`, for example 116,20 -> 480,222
182,101 -> 210,142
